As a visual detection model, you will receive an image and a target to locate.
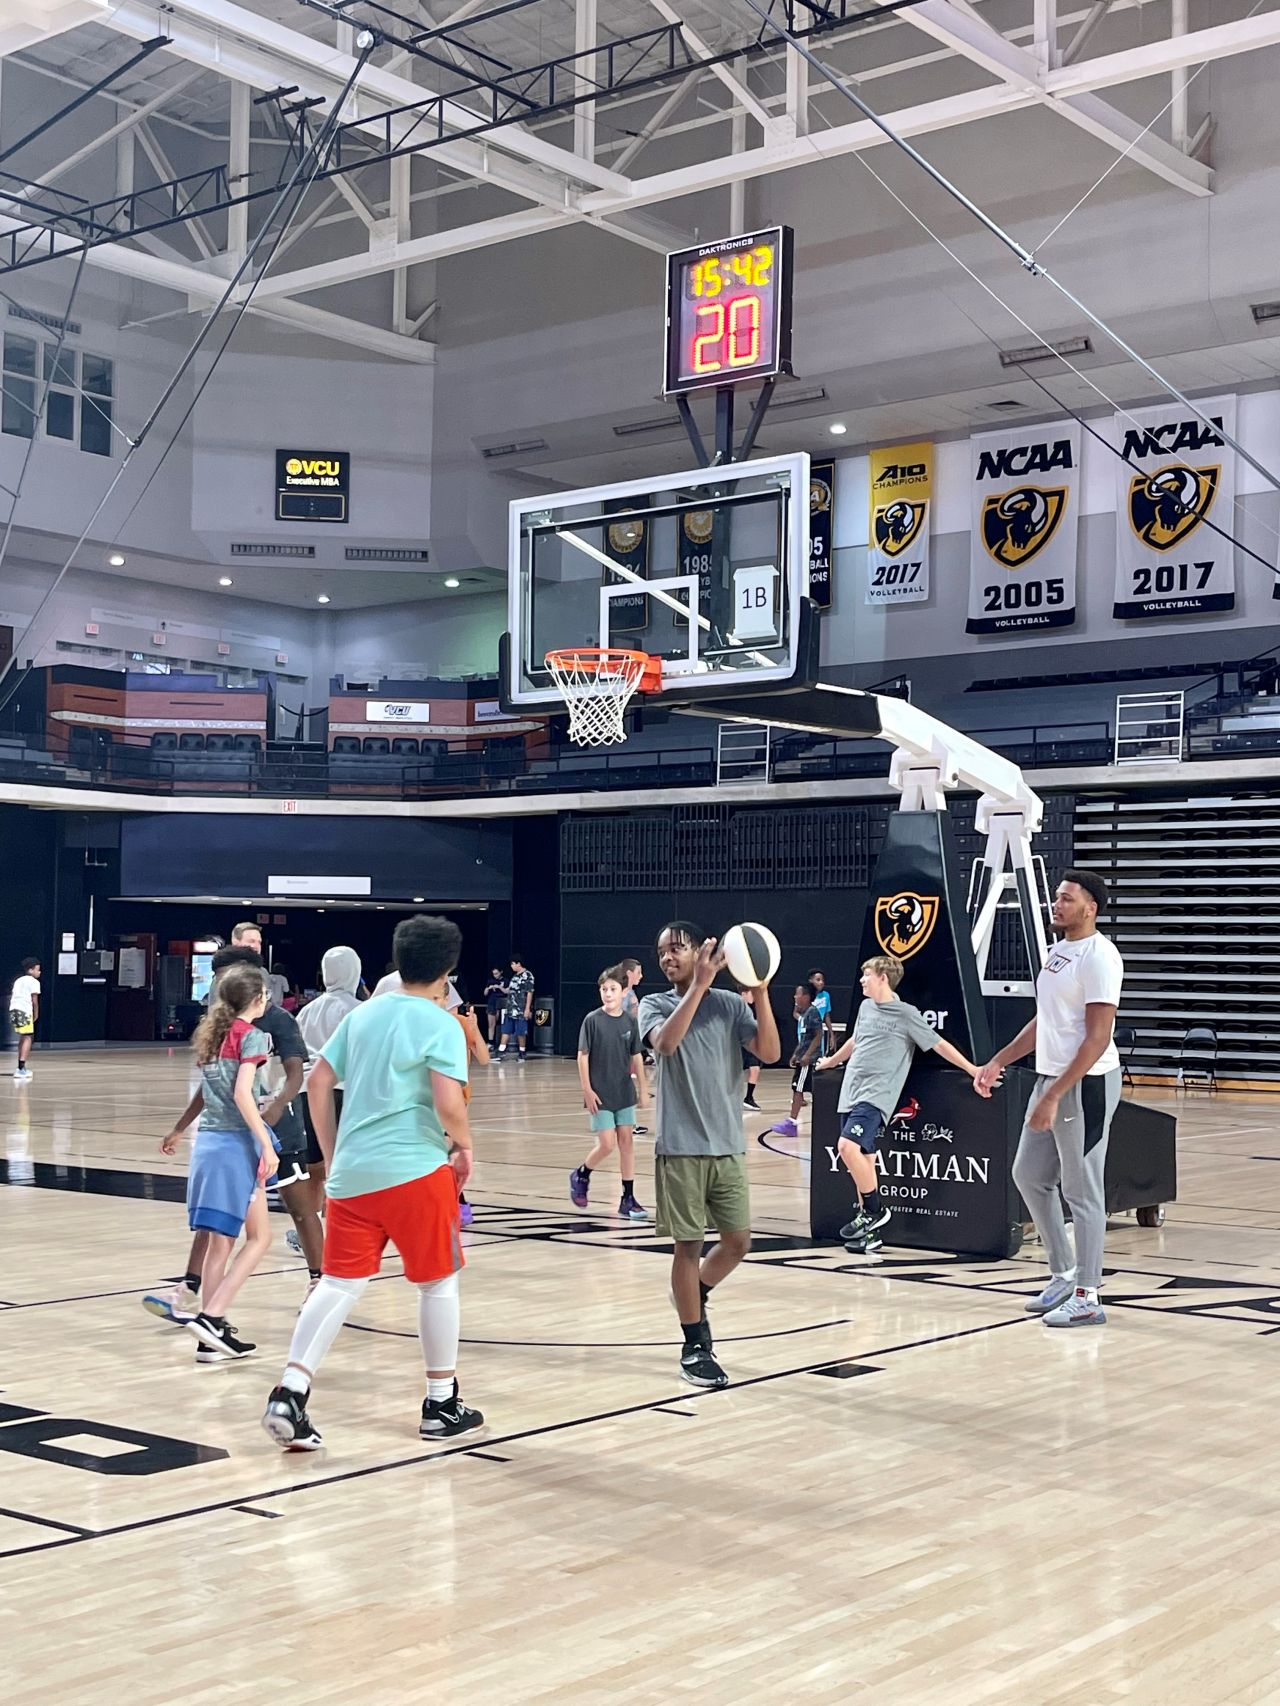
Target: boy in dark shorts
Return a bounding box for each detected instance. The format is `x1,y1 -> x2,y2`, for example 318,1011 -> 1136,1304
639,923 -> 780,1389
771,982 -> 823,1138
570,964 -> 649,1219
816,954 -> 984,1251
497,954 -> 534,1059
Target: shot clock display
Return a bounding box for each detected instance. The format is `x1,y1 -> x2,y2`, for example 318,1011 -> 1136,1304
663,226 -> 794,396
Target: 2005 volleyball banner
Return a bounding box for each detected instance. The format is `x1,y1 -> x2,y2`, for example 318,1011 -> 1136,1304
1112,393 -> 1237,619
967,420 -> 1081,635
866,442 -> 932,606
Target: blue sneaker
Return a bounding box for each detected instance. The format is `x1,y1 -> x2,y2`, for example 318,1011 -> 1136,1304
1025,1276 -> 1076,1315
1043,1289 -> 1107,1329
569,1168 -> 590,1209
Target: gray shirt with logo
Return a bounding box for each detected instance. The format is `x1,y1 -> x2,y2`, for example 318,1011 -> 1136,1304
638,986 -> 757,1157
578,1007 -> 642,1112
837,998 -> 941,1118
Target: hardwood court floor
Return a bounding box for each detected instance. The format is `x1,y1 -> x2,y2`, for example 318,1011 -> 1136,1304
3,1048 -> 1280,1706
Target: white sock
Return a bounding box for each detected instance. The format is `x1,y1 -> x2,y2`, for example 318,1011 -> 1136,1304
418,1272 -> 461,1379
427,1377 -> 454,1403
1052,1268 -> 1077,1285
1083,1286 -> 1100,1304
280,1274 -> 368,1392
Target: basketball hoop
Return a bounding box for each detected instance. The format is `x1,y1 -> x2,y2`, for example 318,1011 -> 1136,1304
545,647 -> 661,747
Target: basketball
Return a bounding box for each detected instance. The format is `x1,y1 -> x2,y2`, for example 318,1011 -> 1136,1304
721,922 -> 781,988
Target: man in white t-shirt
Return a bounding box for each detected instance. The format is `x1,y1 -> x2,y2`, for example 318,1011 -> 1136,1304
9,957 -> 40,1081
974,869 -> 1124,1329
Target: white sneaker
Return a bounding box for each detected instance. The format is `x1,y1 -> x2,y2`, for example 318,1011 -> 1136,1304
142,1283 -> 200,1324
1043,1288 -> 1106,1329
1024,1275 -> 1076,1315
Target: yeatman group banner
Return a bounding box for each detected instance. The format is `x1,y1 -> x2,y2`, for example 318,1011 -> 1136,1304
967,421 -> 1081,635
1112,393 -> 1236,619
866,442 -> 932,606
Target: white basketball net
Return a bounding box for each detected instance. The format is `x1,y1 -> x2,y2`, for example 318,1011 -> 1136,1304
546,650 -> 648,747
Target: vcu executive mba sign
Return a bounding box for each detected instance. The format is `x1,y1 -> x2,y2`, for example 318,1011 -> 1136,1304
276,449 -> 351,523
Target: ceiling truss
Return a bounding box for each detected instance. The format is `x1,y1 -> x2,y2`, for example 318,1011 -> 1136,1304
0,0 -> 1274,361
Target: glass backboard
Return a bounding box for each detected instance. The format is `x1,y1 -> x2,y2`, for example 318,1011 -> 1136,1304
503,452 -> 812,710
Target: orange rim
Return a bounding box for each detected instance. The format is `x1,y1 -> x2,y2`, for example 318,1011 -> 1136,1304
545,647 -> 663,693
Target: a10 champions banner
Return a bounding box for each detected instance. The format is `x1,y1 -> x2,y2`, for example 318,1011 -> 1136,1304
967,421 -> 1081,634
1112,394 -> 1236,619
866,442 -> 932,605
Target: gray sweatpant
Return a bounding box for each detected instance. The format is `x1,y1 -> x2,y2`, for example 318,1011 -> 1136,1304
1011,1069 -> 1122,1292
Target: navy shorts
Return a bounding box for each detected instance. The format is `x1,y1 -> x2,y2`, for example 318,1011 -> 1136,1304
501,1015 -> 529,1039
840,1101 -> 887,1155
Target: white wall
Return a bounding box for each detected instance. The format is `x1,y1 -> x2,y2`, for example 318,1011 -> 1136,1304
334,589 -> 505,682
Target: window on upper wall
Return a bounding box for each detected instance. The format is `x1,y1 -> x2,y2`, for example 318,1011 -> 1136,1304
1,334 -> 115,456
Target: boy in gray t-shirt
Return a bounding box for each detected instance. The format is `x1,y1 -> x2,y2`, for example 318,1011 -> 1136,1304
816,954 -> 982,1251
638,921 -> 780,1392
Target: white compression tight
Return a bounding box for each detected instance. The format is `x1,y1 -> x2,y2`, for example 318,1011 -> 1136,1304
282,1271 -> 461,1394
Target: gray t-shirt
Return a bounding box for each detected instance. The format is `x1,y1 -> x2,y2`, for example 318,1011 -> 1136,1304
577,1008 -> 642,1111
200,1018 -> 272,1131
638,986 -> 756,1157
838,998 -> 941,1118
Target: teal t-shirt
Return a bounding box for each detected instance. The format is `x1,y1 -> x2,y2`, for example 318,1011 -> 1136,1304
320,992 -> 468,1199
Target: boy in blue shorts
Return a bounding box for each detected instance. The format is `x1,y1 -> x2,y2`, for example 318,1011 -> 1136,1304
570,964 -> 649,1219
497,953 -> 534,1059
816,954 -> 985,1251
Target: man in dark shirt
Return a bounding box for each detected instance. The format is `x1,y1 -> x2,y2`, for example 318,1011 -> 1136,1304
771,982 -> 824,1139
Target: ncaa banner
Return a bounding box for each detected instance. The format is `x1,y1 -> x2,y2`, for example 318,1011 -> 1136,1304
1112,394 -> 1236,619
967,421 -> 1080,634
602,502 -> 649,634
866,442 -> 932,605
808,460 -> 834,609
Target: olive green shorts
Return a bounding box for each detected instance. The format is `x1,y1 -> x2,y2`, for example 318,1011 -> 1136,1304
654,1153 -> 751,1243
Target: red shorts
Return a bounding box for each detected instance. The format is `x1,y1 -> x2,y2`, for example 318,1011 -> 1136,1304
323,1168 -> 464,1283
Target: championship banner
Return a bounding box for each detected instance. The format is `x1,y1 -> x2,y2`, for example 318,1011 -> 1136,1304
1112,393 -> 1236,619
866,442 -> 932,605
602,502 -> 649,634
677,504 -> 717,622
967,421 -> 1080,635
808,460 -> 834,609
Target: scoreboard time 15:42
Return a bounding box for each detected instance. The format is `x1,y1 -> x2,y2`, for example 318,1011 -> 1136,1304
663,226 -> 794,397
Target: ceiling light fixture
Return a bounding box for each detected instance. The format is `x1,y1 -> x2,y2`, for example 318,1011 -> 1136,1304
998,335 -> 1092,368
828,423 -> 847,436
218,576 -> 233,587
412,896 -> 424,902
317,594 -> 331,605
444,576 -> 460,588
108,551 -> 126,566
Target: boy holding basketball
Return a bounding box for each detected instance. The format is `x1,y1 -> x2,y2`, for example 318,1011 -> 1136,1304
816,954 -> 985,1251
639,922 -> 780,1389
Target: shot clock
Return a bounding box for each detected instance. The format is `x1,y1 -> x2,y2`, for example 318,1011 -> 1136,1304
663,226 -> 794,396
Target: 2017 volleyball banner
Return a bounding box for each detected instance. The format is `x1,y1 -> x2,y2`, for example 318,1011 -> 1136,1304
1112,393 -> 1236,619
967,421 -> 1081,634
866,442 -> 932,605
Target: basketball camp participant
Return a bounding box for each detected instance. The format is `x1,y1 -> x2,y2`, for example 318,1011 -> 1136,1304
9,956 -> 40,1081
817,955 -> 984,1251
294,945 -> 362,1254
618,958 -> 651,1133
147,946 -> 317,1322
808,967 -> 834,1053
496,952 -> 534,1059
483,965 -> 507,1045
770,982 -> 824,1138
740,985 -> 762,1112
639,923 -> 780,1388
446,993 -> 489,1228
262,915 -> 483,1450
974,869 -> 1123,1328
569,963 -> 649,1219
182,964 -> 279,1359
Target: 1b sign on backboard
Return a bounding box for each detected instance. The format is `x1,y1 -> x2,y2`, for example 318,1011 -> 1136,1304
503,452 -> 811,711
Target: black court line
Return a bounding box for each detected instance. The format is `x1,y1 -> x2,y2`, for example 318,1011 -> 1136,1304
0,1314 -> 1033,1561
0,1505 -> 93,1537
464,1451 -> 511,1463
347,1317 -> 852,1350
651,1407 -> 697,1417
233,1505 -> 283,1519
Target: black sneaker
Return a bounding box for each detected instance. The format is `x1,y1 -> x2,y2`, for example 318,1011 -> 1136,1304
262,1384 -> 324,1450
843,1227 -> 885,1254
680,1342 -> 729,1389
839,1210 -> 870,1241
419,1381 -> 485,1439
186,1313 -> 257,1359
742,1096 -> 760,1111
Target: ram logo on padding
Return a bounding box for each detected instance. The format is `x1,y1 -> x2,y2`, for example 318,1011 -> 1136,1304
873,500 -> 926,557
1128,464 -> 1219,551
874,892 -> 940,960
980,485 -> 1066,569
